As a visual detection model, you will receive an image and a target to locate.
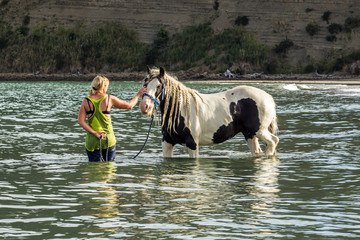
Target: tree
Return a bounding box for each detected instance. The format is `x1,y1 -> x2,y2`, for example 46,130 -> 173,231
306,23 -> 319,36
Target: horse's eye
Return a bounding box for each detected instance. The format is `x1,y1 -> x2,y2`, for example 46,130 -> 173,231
157,85 -> 161,89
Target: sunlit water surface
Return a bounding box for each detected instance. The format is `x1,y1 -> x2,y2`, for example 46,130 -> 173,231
0,81 -> 359,239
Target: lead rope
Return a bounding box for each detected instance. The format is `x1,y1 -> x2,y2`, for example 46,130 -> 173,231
133,115 -> 154,159
99,136 -> 109,161
133,77 -> 165,159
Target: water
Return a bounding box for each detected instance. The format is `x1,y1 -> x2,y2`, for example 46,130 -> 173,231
0,80 -> 359,239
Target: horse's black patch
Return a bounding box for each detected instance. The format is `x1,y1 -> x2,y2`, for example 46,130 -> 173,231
162,115 -> 197,150
212,98 -> 260,144
160,97 -> 197,150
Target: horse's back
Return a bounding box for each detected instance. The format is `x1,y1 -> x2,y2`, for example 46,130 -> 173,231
229,85 -> 274,103
229,85 -> 276,117
197,85 -> 276,124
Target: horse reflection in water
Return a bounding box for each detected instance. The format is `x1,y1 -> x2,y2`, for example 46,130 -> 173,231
145,156 -> 281,236
140,66 -> 279,158
249,157 -> 280,216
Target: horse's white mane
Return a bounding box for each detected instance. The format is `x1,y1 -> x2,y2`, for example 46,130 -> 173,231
149,68 -> 203,132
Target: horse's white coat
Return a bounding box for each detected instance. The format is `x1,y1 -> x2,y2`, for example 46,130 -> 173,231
140,68 -> 279,158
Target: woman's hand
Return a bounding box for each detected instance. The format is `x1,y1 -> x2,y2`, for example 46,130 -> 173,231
137,86 -> 147,97
94,131 -> 107,139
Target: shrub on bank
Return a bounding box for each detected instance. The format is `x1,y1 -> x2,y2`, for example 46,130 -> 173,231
274,38 -> 294,54
150,23 -> 269,72
0,21 -> 146,73
328,23 -> 342,34
306,23 -> 319,36
344,16 -> 360,33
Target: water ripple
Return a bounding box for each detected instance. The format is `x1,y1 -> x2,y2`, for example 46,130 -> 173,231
0,81 -> 359,239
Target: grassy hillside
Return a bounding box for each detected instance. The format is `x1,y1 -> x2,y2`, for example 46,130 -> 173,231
1,0 -> 360,75
1,19 -> 360,75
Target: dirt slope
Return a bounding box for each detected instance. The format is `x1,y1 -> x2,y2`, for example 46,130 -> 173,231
3,0 -> 360,62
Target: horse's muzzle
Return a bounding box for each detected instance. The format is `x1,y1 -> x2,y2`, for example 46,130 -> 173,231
139,99 -> 153,116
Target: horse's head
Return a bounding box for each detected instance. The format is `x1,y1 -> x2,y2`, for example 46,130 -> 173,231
139,66 -> 166,117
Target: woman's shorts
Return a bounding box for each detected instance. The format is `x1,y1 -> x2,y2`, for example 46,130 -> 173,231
86,145 -> 116,162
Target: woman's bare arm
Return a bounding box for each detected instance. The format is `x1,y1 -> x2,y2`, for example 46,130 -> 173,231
111,86 -> 147,110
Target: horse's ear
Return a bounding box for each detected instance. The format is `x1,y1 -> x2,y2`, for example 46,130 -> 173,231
146,65 -> 151,74
160,67 -> 165,78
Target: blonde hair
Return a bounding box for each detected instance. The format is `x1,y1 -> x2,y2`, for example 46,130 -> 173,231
89,75 -> 109,95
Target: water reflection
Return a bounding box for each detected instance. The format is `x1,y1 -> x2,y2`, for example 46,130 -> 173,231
249,157 -> 280,236
63,156 -> 284,238
250,156 -> 280,213
79,162 -> 119,220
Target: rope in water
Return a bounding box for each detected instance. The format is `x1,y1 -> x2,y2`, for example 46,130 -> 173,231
133,115 -> 154,159
99,136 -> 109,161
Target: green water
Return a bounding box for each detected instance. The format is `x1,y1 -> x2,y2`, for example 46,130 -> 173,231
0,81 -> 359,239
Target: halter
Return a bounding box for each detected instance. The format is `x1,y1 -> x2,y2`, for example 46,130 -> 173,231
143,76 -> 166,110
143,93 -> 160,110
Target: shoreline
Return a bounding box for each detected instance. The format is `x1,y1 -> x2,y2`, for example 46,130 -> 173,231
0,72 -> 359,85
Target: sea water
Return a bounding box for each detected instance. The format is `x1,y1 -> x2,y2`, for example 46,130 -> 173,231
0,80 -> 359,239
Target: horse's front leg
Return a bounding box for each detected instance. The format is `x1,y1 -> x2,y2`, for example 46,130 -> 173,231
247,137 -> 263,154
188,148 -> 199,158
186,136 -> 199,158
162,141 -> 174,158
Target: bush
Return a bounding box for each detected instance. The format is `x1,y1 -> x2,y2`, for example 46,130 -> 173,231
159,22 -> 213,67
150,23 -> 269,70
274,38 -> 294,54
344,16 -> 360,33
322,11 -> 331,24
0,0 -> 10,6
354,67 -> 360,75
213,27 -> 269,66
154,27 -> 169,49
17,25 -> 29,36
348,49 -> 360,61
213,0 -> 219,10
23,15 -> 30,26
0,21 -> 12,49
145,27 -> 169,65
0,22 -> 146,73
306,23 -> 319,36
303,64 -> 315,73
235,16 -> 249,26
263,60 -> 278,74
326,35 -> 337,42
328,23 -> 342,34
317,49 -> 360,73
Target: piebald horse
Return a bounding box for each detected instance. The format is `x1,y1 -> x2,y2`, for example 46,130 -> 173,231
139,67 -> 279,158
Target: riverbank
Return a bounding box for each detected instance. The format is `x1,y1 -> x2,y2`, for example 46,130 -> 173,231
0,72 -> 359,84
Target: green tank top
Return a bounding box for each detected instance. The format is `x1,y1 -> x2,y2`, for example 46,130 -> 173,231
85,95 -> 116,151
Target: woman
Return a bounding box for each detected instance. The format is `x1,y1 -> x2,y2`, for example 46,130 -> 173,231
78,75 -> 146,162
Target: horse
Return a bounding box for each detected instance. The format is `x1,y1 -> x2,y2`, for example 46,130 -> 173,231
139,66 -> 279,158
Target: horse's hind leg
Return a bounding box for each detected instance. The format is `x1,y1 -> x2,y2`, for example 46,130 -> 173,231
256,129 -> 279,155
162,141 -> 174,158
247,137 -> 262,154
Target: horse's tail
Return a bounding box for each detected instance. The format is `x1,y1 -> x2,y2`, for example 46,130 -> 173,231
269,114 -> 278,136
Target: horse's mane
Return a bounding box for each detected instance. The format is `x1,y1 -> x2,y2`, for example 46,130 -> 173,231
150,68 -> 203,132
